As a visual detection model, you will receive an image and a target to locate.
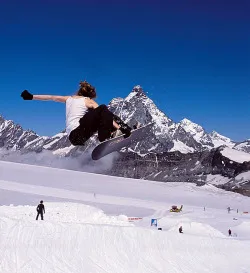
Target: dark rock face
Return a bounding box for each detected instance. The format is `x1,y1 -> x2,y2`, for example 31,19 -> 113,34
0,86 -> 250,195
218,174 -> 250,197
234,161 -> 250,176
104,147 -> 250,183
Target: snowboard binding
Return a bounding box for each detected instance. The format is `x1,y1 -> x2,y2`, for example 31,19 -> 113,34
113,115 -> 132,138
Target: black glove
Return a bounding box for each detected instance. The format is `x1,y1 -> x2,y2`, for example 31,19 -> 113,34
21,90 -> 33,100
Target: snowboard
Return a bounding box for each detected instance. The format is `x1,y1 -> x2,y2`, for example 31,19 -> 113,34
92,122 -> 155,160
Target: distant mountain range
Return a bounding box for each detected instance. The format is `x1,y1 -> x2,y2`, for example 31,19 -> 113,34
0,86 -> 250,195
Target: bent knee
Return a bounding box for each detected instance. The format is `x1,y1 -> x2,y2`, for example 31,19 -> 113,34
69,130 -> 88,146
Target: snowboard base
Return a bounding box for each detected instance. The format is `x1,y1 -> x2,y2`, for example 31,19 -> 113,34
91,123 -> 154,160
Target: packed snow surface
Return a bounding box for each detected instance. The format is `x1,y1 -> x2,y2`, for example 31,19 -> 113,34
1,160 -> 250,273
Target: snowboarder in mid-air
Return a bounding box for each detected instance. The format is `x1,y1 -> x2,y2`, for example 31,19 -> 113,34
21,81 -> 132,146
36,200 -> 45,220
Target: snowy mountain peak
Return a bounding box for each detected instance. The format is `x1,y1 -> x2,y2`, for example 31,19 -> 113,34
179,118 -> 205,135
209,131 -> 234,148
0,85 -> 249,157
109,97 -> 124,105
179,119 -> 219,149
210,131 -> 232,143
125,85 -> 147,102
180,118 -> 193,124
132,85 -> 143,92
178,119 -> 236,149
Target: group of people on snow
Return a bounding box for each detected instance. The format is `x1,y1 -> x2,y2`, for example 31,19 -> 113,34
34,200 -> 235,238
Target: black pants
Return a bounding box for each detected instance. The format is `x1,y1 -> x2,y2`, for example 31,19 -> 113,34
69,105 -> 116,145
36,211 -> 44,220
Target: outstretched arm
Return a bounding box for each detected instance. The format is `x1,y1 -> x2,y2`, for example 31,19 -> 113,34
21,90 -> 70,103
33,94 -> 70,103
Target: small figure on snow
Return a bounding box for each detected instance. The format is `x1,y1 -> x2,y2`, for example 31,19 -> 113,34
36,200 -> 45,220
21,81 -> 131,146
228,229 -> 232,236
179,226 -> 183,233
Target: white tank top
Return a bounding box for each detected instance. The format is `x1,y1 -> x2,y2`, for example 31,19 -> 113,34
65,97 -> 88,135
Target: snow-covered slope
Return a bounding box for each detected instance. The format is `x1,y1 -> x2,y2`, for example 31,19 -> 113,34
235,171 -> 250,181
179,118 -> 213,148
0,115 -> 44,150
0,114 -> 73,154
221,147 -> 250,163
234,139 -> 250,154
179,118 -> 235,149
2,203 -> 250,273
1,160 -> 250,273
209,131 -> 235,148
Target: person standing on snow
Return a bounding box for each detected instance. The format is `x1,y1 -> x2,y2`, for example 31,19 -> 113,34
228,229 -> 232,236
36,200 -> 45,220
21,81 -> 131,146
179,226 -> 183,233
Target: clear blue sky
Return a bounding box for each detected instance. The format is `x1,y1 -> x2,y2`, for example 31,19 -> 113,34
0,0 -> 249,141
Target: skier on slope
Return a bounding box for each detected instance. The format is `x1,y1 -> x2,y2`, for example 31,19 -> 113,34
36,200 -> 45,220
21,81 -> 131,145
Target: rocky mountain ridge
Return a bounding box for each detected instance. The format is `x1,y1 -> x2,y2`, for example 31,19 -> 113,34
0,86 -> 248,156
0,86 -> 250,194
